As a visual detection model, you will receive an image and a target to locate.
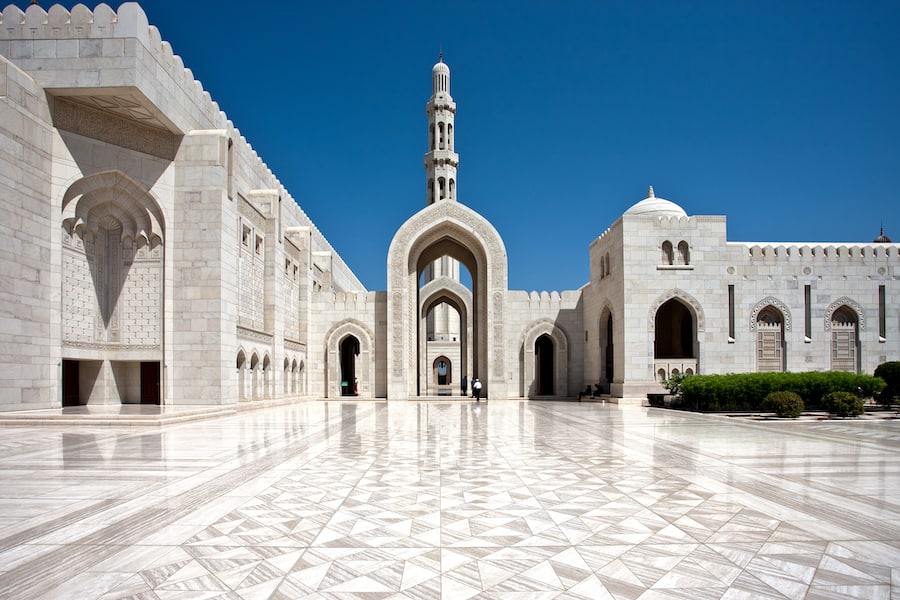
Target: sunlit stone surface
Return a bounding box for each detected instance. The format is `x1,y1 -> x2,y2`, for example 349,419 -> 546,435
0,400 -> 898,599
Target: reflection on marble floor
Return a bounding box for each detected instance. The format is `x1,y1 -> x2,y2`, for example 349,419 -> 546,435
0,401 -> 898,599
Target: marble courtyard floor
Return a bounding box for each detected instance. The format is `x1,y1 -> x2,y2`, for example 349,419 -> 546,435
0,401 -> 898,599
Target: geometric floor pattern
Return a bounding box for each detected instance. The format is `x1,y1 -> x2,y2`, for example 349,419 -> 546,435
0,400 -> 898,599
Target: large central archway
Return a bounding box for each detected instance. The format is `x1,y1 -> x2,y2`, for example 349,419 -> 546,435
387,202 -> 508,399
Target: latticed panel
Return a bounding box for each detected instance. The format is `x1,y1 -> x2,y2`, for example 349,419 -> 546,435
831,326 -> 857,372
756,324 -> 783,372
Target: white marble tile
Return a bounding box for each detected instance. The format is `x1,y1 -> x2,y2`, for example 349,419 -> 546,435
0,400 -> 898,598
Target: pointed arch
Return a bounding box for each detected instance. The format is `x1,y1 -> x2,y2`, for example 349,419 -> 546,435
387,202 -> 508,399
826,298 -> 863,372
649,289 -> 705,380
324,319 -> 375,398
520,319 -> 569,397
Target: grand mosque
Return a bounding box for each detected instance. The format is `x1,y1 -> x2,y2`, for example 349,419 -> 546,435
0,2 -> 897,411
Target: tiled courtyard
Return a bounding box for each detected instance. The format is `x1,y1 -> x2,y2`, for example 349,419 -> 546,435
0,400 -> 898,599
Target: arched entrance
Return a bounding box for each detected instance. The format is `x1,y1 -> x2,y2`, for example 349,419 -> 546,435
236,350 -> 247,401
419,277 -> 472,397
599,308 -> 615,393
340,335 -> 360,396
387,202 -> 508,399
520,320 -> 569,397
325,320 -> 375,398
432,356 -> 452,395
653,297 -> 698,381
535,335 -> 554,395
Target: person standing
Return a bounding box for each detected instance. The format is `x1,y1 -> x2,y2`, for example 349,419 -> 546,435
461,375 -> 468,397
472,378 -> 482,402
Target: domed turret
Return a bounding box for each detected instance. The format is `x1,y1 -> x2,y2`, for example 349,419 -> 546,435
874,226 -> 892,243
432,54 -> 450,95
623,186 -> 688,218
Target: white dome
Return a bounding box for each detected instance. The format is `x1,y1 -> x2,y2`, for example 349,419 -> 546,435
623,186 -> 687,218
432,59 -> 449,75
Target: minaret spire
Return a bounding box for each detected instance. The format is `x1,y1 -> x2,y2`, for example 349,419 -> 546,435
425,55 -> 458,205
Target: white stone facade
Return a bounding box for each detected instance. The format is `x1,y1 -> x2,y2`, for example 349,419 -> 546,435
0,3 -> 896,411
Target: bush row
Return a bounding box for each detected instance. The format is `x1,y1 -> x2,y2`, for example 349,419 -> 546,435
679,371 -> 885,412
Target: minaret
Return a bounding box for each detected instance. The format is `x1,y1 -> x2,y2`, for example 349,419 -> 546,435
424,54 -> 459,205
423,55 -> 460,342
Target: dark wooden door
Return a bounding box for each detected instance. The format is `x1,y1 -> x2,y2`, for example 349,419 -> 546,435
140,362 -> 160,404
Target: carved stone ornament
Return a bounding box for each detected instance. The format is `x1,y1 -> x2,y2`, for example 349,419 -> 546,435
824,297 -> 865,331
749,296 -> 792,332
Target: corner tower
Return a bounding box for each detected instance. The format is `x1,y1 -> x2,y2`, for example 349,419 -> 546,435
424,55 -> 458,204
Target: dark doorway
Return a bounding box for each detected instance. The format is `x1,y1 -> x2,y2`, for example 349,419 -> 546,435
141,362 -> 160,404
654,299 -> 695,359
535,334 -> 555,395
340,336 -> 360,396
62,359 -> 80,407
605,313 -> 614,390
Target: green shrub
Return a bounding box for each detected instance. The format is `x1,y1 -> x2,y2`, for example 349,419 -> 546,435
822,391 -> 865,417
874,362 -> 900,409
762,391 -> 804,418
679,371 -> 884,412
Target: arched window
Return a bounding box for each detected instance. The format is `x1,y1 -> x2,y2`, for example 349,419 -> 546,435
756,306 -> 785,372
447,123 -> 453,150
654,299 -> 694,359
438,177 -> 446,200
677,241 -> 690,265
449,178 -> 455,200
427,179 -> 434,205
661,241 -> 674,265
439,122 -> 445,150
605,252 -> 611,276
831,306 -> 859,372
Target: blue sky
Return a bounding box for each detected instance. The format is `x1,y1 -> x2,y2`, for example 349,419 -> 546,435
21,1 -> 900,291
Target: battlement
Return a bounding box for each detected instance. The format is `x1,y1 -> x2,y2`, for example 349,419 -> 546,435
732,242 -> 899,264
315,290 -> 379,308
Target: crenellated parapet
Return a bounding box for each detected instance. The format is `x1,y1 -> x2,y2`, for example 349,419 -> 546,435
734,242 -> 899,264
317,290 -> 379,309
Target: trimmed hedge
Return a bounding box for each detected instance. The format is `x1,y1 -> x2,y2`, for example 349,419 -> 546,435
874,362 -> 900,409
822,391 -> 865,417
679,371 -> 885,412
761,391 -> 804,418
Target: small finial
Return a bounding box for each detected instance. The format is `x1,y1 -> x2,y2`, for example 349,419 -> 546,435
648,185 -> 655,198
439,50 -> 443,63
31,0 -> 39,5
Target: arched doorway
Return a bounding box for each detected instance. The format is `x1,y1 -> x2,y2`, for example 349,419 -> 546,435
419,278 -> 472,397
236,350 -> 247,401
756,306 -> 785,372
599,309 -> 614,393
520,320 -> 569,397
325,320 -> 374,398
250,353 -> 259,401
340,335 -> 360,396
654,298 -> 697,380
432,356 -> 452,395
830,306 -> 859,372
535,335 -> 554,395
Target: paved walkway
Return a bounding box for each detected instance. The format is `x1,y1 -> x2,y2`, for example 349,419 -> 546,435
0,400 -> 898,599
